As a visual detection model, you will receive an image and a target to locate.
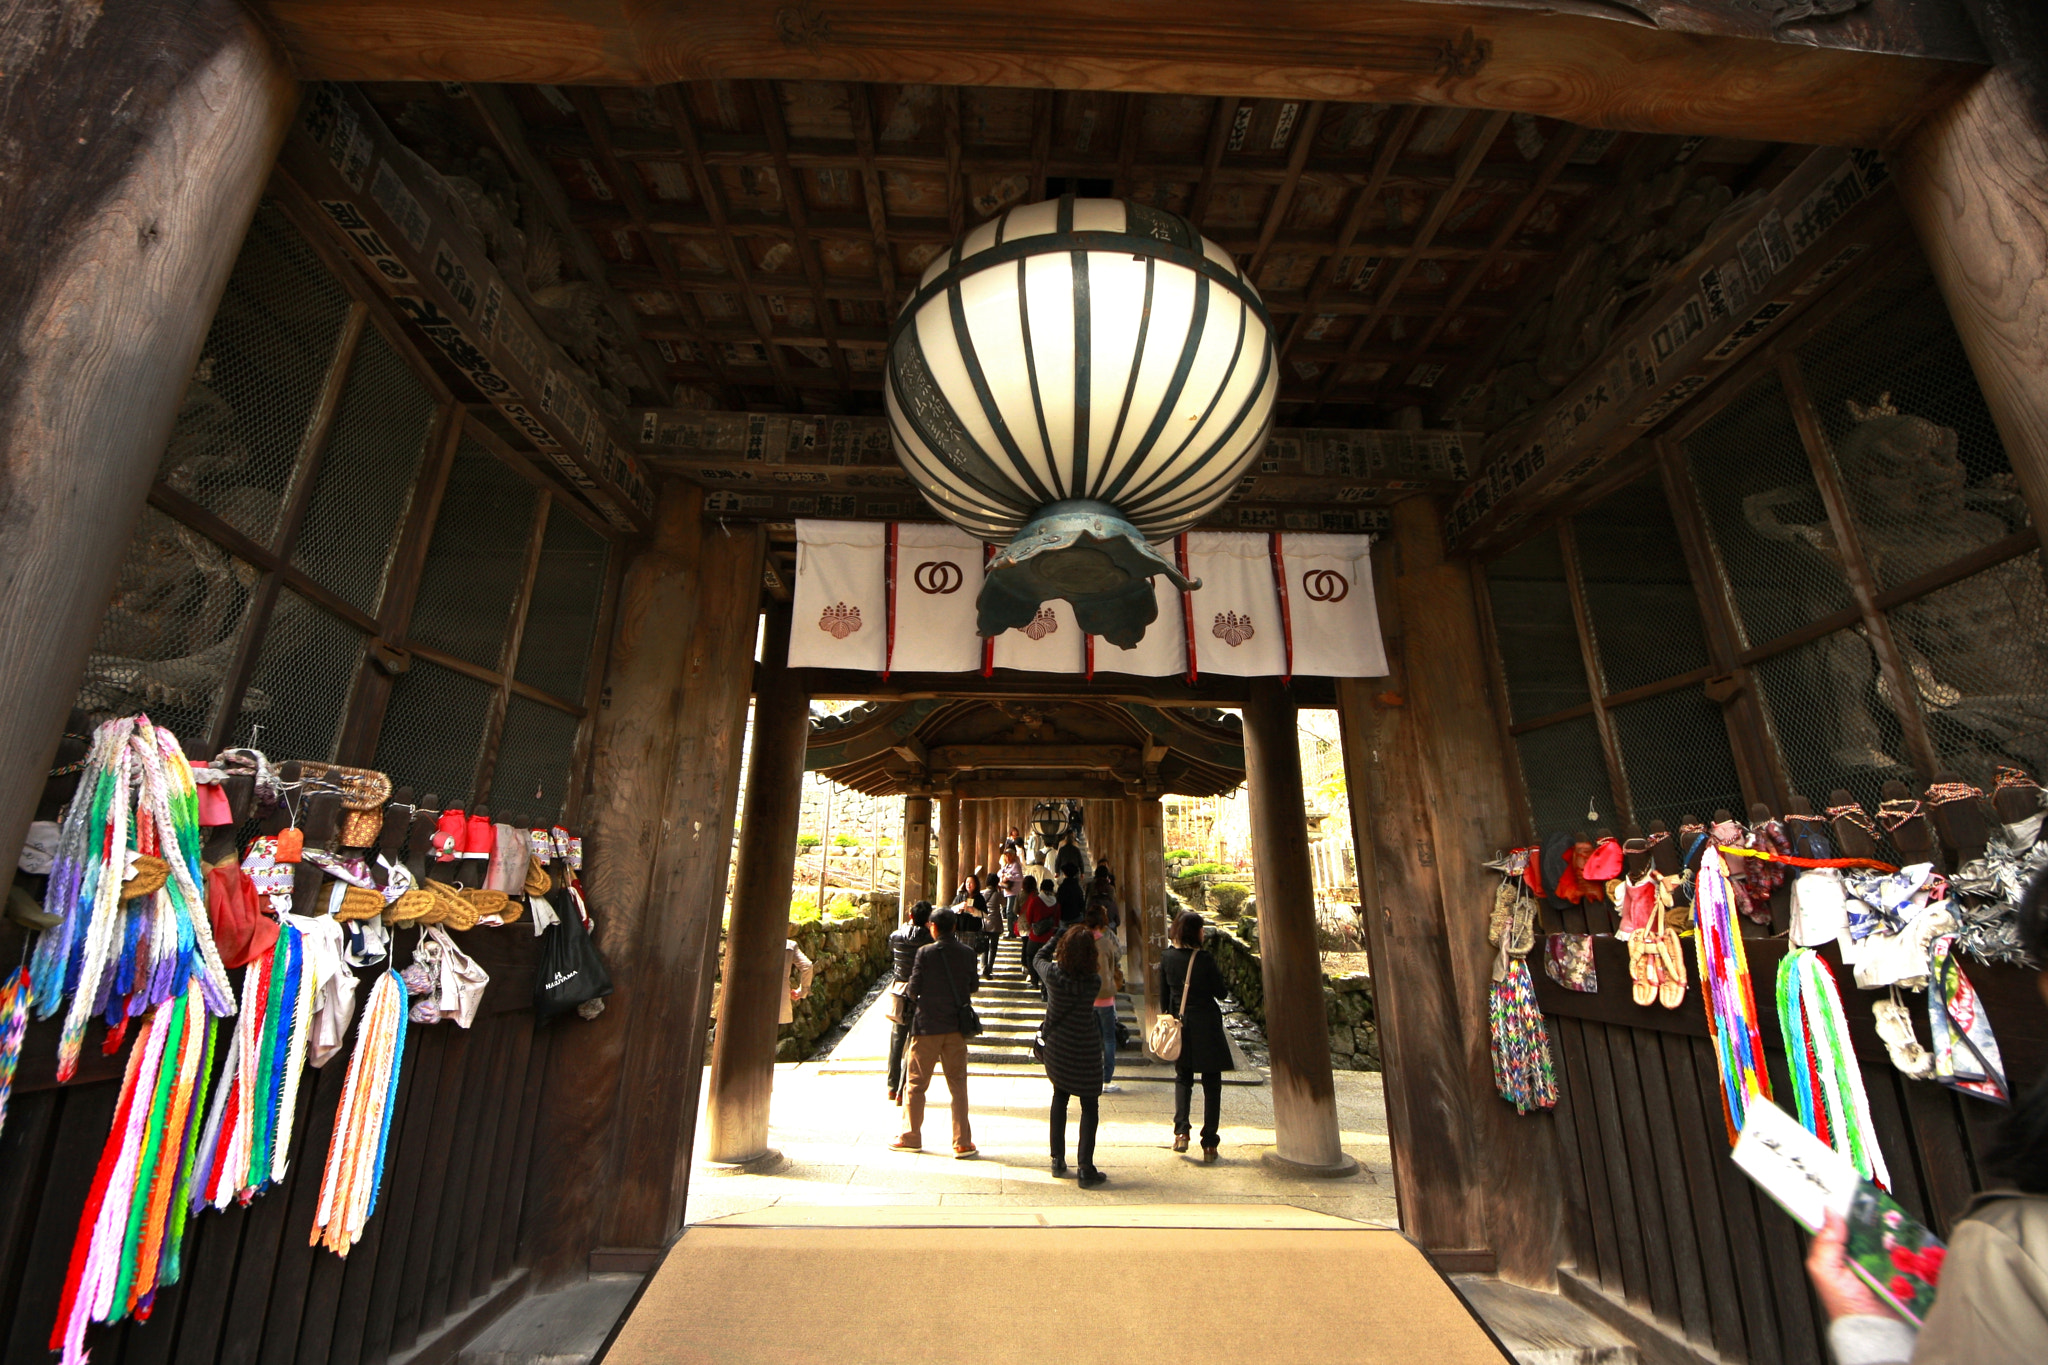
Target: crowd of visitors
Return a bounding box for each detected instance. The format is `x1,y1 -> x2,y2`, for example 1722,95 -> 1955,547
881,831 -> 1236,1187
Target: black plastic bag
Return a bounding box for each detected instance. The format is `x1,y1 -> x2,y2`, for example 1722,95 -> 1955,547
535,891 -> 614,1019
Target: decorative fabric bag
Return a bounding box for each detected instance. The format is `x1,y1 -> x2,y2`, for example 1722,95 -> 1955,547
1147,949 -> 1200,1062
1543,934 -> 1598,993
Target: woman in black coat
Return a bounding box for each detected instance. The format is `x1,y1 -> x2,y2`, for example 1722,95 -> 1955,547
1036,925 -> 1107,1186
1160,911 -> 1233,1160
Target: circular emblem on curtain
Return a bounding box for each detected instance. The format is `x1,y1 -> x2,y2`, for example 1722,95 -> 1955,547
912,560 -> 964,595
1302,569 -> 1349,603
885,196 -> 1278,647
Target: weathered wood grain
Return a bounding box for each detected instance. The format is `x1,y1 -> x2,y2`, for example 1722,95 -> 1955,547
1387,497 -> 1567,1285
0,0 -> 297,877
601,517 -> 763,1243
252,0 -> 1979,145
706,601 -> 810,1164
1897,1 -> 2048,549
1243,678 -> 1349,1171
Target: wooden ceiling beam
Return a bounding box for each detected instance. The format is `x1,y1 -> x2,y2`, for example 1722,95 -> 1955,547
848,83 -> 901,315
1029,89 -> 1056,204
1185,95 -> 1238,231
1279,104 -> 1421,362
464,83 -> 734,407
1245,100 -> 1325,282
592,208 -> 1558,265
751,79 -> 854,392
794,667 -> 1337,709
942,85 -> 965,237
1424,133 -> 1666,420
652,84 -> 802,405
1113,91 -> 1142,201
1401,122 -> 1590,362
931,744 -> 1140,771
1313,109 -> 1510,408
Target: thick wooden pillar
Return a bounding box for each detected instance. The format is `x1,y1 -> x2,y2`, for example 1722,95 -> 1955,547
1336,497 -> 1563,1285
901,794 -> 931,914
526,488 -> 762,1279
1896,0 -> 2048,543
0,0 -> 297,871
937,790 -> 960,902
706,602 -> 810,1165
1242,681 -> 1357,1176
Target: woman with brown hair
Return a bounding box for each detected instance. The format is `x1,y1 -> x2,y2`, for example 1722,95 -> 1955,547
1037,923 -> 1107,1186
1161,910 -> 1233,1160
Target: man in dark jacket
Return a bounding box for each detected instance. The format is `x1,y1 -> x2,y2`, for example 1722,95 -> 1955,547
885,901 -> 931,1102
894,909 -> 980,1157
1054,837 -> 1085,881
1055,868 -> 1086,926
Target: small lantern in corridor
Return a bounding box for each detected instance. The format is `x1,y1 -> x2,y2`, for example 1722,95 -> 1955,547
885,196 -> 1278,646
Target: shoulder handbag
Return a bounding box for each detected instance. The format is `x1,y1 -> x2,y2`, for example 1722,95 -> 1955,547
885,979 -> 913,1025
1147,948 -> 1200,1062
942,945 -> 982,1039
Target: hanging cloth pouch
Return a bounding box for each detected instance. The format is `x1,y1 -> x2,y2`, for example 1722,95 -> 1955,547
535,890 -> 614,1019
206,863 -> 278,970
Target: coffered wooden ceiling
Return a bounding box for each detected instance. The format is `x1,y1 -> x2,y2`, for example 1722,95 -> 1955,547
364,79 -> 1793,432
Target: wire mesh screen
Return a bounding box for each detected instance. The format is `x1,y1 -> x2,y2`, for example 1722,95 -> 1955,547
1572,476 -> 1713,694
74,505 -> 259,740
1484,530 -> 1590,723
372,659 -> 498,805
489,696 -> 584,822
406,437 -> 540,669
1513,715 -> 1619,837
1751,625 -> 1915,815
1798,267 -> 2027,591
156,202 -> 353,550
290,327 -> 436,615
1610,687 -> 1746,832
1886,552 -> 2048,782
513,504 -> 610,702
223,589 -> 366,762
1684,371 -> 1855,650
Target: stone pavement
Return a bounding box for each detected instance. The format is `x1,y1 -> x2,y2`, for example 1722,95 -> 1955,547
686,1062 -> 1399,1225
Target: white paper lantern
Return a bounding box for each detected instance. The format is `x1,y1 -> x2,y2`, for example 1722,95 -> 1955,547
885,197 -> 1277,645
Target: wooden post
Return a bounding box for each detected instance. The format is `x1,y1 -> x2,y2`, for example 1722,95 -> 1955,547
1242,680 -> 1357,1176
1336,498 -> 1565,1285
901,794 -> 931,915
1896,0 -> 2048,545
0,0 -> 297,871
525,489 -> 762,1280
706,601 -> 810,1166
1138,796 -> 1167,1035
937,789 -> 960,904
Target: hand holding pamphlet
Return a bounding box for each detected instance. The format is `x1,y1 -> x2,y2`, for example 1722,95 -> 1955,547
1732,1097 -> 1945,1325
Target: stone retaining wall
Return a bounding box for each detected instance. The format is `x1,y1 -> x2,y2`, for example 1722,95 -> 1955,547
708,894 -> 895,1061
1207,927 -> 1380,1071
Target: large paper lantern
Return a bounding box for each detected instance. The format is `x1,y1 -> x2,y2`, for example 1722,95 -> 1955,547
885,196 -> 1277,646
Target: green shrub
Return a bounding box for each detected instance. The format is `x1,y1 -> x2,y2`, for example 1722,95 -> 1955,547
789,895 -> 822,923
833,833 -> 858,848
797,833 -> 821,849
1164,848 -> 1196,862
1209,882 -> 1251,917
1179,861 -> 1232,878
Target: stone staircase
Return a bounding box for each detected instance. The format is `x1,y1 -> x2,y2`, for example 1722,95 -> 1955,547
961,932 -> 1145,1071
